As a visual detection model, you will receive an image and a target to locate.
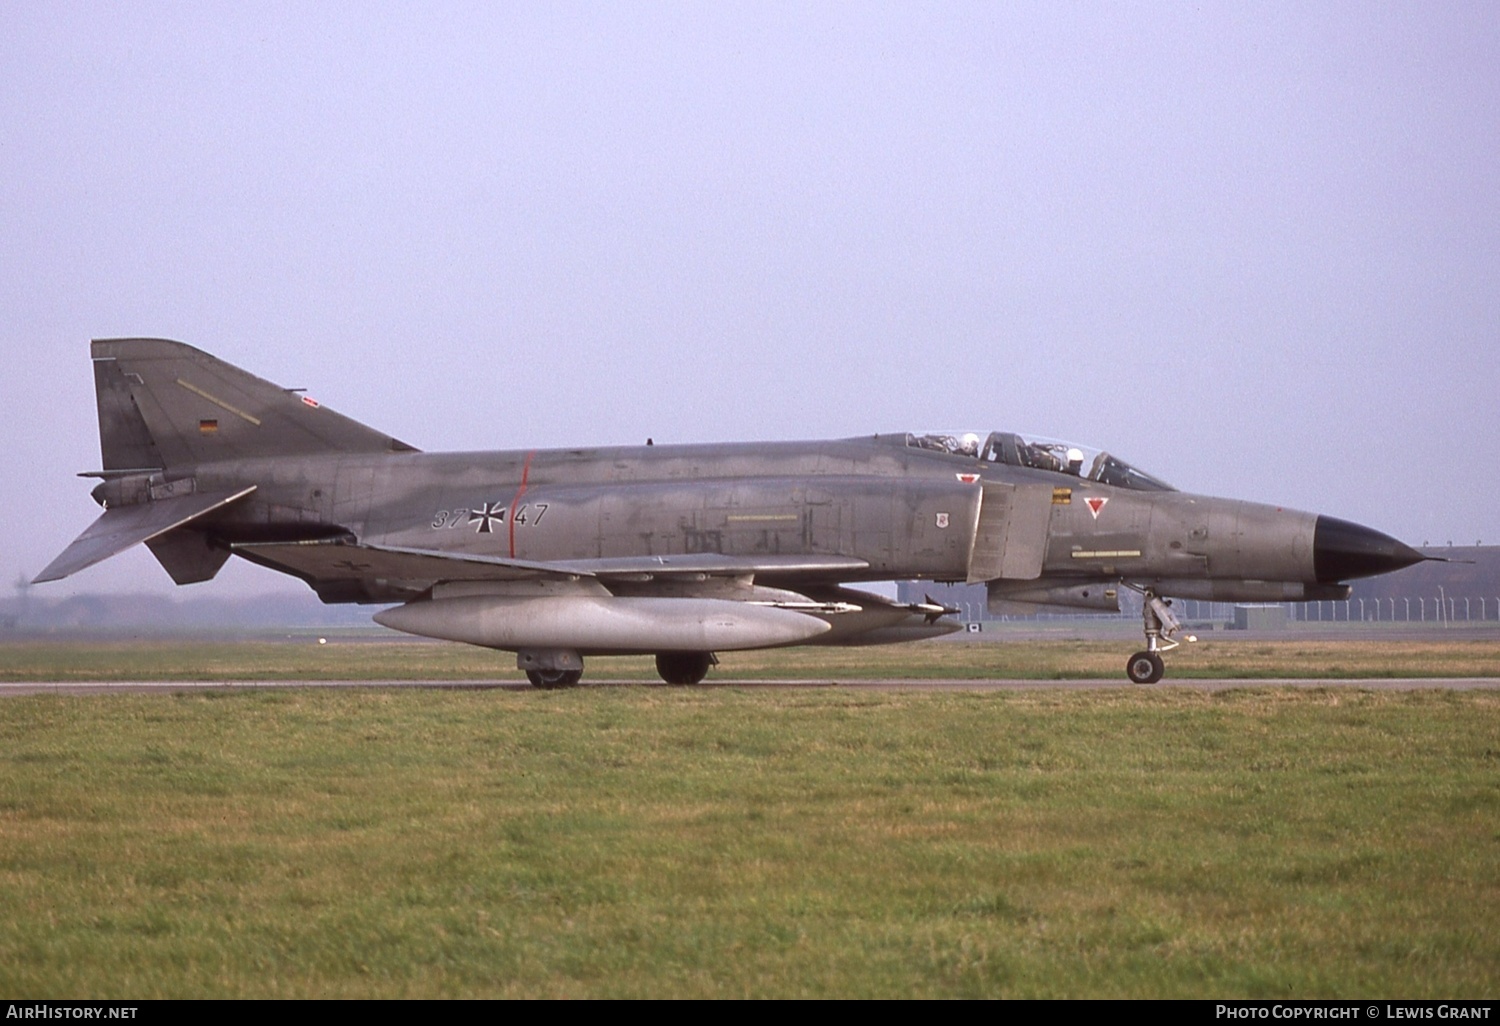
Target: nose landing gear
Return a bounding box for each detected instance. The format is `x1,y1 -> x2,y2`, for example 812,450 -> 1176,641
1125,589 -> 1192,684
1126,650 -> 1165,684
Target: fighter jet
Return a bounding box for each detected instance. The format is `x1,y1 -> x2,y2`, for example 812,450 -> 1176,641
37,339 -> 1427,685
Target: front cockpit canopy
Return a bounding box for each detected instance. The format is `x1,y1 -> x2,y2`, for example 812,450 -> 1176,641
904,431 -> 1175,492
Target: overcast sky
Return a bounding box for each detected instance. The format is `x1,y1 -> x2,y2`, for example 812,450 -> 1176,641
4,2 -> 1497,601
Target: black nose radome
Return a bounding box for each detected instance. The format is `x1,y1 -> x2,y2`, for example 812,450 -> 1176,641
1314,515 -> 1426,583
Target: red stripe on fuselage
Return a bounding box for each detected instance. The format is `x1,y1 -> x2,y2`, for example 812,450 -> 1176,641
507,451 -> 534,558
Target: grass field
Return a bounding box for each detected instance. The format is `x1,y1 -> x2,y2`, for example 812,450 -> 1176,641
3,635 -> 1500,682
1,681 -> 1497,997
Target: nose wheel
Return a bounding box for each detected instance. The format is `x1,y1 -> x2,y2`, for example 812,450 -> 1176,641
1124,588 -> 1190,684
1126,650 -> 1165,684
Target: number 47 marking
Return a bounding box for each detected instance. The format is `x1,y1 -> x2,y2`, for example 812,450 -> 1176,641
513,503 -> 549,526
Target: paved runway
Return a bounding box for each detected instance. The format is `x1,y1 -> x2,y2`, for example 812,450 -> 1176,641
2,677 -> 1497,696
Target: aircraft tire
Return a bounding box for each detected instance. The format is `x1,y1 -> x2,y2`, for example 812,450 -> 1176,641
1126,651 -> 1165,684
526,669 -> 582,689
656,652 -> 713,685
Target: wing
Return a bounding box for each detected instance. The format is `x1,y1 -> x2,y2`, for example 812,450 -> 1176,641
552,552 -> 872,579
230,538 -> 871,601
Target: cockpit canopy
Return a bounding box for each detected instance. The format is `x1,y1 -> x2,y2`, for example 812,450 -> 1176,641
904,431 -> 1175,492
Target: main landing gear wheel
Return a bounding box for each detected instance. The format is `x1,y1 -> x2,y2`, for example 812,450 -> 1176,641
526,669 -> 582,689
1126,651 -> 1165,684
655,652 -> 715,685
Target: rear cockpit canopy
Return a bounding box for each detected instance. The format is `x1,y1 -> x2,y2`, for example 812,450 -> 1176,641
902,431 -> 1175,492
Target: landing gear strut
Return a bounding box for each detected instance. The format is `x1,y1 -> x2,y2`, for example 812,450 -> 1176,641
1125,589 -> 1187,684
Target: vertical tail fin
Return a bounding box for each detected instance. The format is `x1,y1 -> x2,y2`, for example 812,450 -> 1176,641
91,338 -> 418,470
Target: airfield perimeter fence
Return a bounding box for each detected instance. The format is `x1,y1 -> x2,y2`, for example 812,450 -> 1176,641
952,595 -> 1500,627
973,597 -> 1500,625
1171,597 -> 1500,624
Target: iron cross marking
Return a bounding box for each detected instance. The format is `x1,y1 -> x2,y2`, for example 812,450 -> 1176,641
469,501 -> 506,533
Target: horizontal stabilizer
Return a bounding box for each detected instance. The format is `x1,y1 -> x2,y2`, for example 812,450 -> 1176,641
33,486 -> 256,583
